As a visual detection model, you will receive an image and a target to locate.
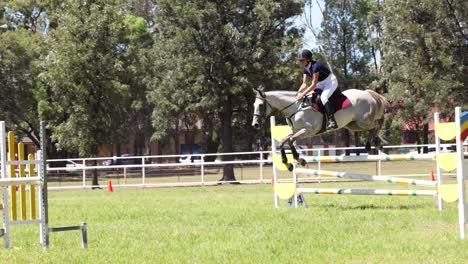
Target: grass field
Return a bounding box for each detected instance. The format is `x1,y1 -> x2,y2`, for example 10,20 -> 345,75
1,180 -> 467,263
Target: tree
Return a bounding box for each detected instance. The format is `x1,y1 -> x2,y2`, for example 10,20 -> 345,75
0,28 -> 42,145
147,0 -> 302,181
315,0 -> 378,150
0,0 -> 61,146
381,0 -> 467,147
38,0 -> 134,187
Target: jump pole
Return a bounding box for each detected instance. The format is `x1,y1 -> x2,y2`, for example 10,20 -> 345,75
294,168 -> 438,187
296,188 -> 437,196
454,107 -> 466,239
303,153 -> 435,163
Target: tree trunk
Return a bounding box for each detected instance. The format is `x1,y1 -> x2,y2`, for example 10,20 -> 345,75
219,97 -> 236,182
422,123 -> 429,153
91,159 -> 100,189
174,122 -> 180,163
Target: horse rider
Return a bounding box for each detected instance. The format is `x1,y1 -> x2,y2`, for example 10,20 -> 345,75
295,49 -> 338,130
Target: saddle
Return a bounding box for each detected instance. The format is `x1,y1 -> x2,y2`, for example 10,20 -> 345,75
301,89 -> 351,113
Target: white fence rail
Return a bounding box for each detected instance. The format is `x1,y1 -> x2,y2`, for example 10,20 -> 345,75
40,143 -> 465,190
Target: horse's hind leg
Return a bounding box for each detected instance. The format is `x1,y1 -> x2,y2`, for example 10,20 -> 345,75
365,129 -> 376,153
372,118 -> 385,152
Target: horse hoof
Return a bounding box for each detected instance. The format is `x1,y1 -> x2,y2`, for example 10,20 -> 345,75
287,164 -> 294,172
299,158 -> 306,167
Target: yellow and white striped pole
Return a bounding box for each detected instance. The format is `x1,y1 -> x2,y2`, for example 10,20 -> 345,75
295,168 -> 438,187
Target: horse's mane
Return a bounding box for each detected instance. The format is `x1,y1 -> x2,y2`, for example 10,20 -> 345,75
265,90 -> 296,96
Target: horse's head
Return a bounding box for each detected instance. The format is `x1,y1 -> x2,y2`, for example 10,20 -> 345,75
252,89 -> 269,129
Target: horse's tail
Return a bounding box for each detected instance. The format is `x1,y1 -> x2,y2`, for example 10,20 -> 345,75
366,89 -> 389,116
366,89 -> 389,145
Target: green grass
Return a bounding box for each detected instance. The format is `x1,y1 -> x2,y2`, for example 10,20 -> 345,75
1,182 -> 467,263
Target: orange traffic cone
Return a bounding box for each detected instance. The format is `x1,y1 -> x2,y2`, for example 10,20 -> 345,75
431,169 -> 435,181
107,180 -> 113,192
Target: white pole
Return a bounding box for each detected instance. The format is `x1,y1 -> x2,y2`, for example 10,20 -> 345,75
434,112 -> 443,211
259,152 -> 263,183
270,116 -> 279,208
378,150 -> 382,176
82,160 -> 86,190
1,121 -> 11,248
142,157 -> 146,185
318,150 -> 322,184
455,107 -> 466,239
201,155 -> 205,185
293,163 -> 298,208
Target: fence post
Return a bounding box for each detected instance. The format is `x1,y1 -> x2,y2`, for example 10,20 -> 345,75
434,112 -> 443,211
377,150 -> 382,176
201,155 -> 205,185
142,157 -> 146,186
124,167 -> 127,186
82,160 -> 86,189
318,149 -> 322,184
259,152 -> 263,183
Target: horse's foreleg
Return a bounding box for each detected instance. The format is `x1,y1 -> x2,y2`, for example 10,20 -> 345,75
279,135 -> 292,166
289,128 -> 308,167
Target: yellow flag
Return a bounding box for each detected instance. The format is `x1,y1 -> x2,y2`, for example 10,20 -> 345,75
435,123 -> 456,141
438,184 -> 458,203
271,125 -> 292,142
436,153 -> 457,171
274,183 -> 296,200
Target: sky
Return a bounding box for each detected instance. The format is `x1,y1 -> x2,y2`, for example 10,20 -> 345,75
298,1 -> 324,50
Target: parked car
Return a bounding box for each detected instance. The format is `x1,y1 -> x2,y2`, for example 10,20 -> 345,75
179,154 -> 202,164
102,154 -> 142,166
427,145 -> 455,154
65,160 -> 83,171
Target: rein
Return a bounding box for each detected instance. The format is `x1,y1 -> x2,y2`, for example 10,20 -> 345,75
255,95 -> 298,121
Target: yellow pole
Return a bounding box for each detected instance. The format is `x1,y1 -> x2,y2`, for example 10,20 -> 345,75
28,153 -> 36,220
8,131 -> 16,221
18,142 -> 26,220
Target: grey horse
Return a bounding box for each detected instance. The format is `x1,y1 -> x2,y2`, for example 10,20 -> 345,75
251,89 -> 389,171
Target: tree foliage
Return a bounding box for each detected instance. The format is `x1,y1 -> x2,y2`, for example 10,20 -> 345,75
381,0 -> 467,144
0,0 -> 466,173
146,0 -> 303,180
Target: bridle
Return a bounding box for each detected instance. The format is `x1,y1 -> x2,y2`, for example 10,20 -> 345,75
254,95 -> 297,122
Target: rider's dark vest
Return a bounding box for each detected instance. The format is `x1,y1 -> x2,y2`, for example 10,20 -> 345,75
303,61 -> 331,82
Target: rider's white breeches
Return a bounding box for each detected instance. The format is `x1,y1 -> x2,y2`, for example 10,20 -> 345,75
316,73 -> 338,105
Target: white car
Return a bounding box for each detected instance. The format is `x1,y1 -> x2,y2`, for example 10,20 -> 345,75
179,155 -> 202,163
65,160 -> 83,171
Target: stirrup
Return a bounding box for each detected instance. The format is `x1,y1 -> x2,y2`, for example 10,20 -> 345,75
326,119 -> 337,130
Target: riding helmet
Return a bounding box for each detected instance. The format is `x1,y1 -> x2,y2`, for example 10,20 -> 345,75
298,49 -> 313,61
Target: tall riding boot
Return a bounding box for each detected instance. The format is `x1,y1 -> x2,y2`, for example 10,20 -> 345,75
324,101 -> 338,130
